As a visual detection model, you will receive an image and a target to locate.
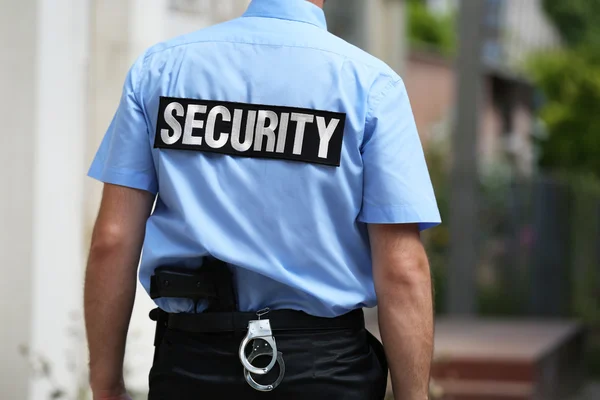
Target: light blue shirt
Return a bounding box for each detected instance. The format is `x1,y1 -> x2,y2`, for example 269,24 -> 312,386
88,0 -> 441,317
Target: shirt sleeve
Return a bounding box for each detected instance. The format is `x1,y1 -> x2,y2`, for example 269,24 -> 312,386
87,54 -> 158,194
358,77 -> 441,230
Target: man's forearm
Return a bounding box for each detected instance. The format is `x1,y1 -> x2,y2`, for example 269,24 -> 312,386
84,243 -> 138,394
378,272 -> 434,400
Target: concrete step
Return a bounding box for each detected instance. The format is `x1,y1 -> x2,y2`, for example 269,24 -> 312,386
364,310 -> 586,400
431,380 -> 533,400
432,318 -> 585,400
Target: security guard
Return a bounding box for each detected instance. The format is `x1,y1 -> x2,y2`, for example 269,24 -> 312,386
84,0 -> 441,399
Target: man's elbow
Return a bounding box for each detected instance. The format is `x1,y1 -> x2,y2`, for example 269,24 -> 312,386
89,223 -> 129,255
375,258 -> 432,296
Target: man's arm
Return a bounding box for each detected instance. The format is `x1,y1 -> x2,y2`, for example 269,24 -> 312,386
368,223 -> 434,400
84,184 -> 155,399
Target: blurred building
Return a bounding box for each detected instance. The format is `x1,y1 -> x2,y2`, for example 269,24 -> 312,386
407,0 -> 561,175
325,0 -> 407,74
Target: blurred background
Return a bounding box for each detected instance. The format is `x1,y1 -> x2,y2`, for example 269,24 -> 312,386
1,0 -> 599,399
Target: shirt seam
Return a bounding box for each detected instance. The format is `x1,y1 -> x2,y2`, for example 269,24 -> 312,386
134,50 -> 151,103
362,78 -> 403,150
362,198 -> 435,208
359,202 -> 442,220
94,167 -> 158,191
100,165 -> 157,178
241,14 -> 325,30
144,39 -> 397,74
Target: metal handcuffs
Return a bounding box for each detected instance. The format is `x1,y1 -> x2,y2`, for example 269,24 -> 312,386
239,308 -> 286,391
244,340 -> 286,391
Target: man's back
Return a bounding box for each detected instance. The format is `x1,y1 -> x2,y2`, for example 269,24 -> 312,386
89,0 -> 440,318
85,1 -> 440,398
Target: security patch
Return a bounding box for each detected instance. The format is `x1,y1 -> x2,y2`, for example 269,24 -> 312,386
154,97 -> 346,167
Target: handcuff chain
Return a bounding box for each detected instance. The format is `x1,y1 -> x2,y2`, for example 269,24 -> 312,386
256,307 -> 270,320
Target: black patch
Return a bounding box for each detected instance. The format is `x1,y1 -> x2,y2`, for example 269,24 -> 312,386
154,97 -> 346,167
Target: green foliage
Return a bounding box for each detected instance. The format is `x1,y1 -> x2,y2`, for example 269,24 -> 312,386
542,0 -> 600,48
528,0 -> 600,178
567,174 -> 600,324
527,49 -> 600,179
532,8 -> 600,379
587,335 -> 600,378
478,285 -> 522,316
407,0 -> 456,57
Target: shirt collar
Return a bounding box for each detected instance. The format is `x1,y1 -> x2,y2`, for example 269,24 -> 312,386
242,0 -> 328,30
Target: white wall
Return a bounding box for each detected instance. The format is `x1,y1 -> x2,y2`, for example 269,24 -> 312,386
0,0 -> 37,398
326,0 -> 407,75
368,0 -> 407,75
0,0 -> 91,398
28,0 -> 91,399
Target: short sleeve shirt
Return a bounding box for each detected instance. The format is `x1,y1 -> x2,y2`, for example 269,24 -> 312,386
88,0 -> 441,317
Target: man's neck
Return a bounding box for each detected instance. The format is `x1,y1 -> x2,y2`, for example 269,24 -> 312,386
306,0 -> 325,9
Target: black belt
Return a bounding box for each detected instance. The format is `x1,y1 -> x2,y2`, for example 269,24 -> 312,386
150,308 -> 365,334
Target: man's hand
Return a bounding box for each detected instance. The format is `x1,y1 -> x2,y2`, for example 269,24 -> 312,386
94,392 -> 133,400
85,184 -> 155,395
368,223 -> 434,400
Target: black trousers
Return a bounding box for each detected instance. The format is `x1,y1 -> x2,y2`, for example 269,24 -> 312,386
148,325 -> 388,399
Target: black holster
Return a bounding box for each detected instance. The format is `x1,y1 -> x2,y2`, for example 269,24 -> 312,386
149,257 -> 238,350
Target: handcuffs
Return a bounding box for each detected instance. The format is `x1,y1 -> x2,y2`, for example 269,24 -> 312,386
239,308 -> 285,391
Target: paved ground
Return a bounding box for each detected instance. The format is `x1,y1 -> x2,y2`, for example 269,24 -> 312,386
571,382 -> 600,400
